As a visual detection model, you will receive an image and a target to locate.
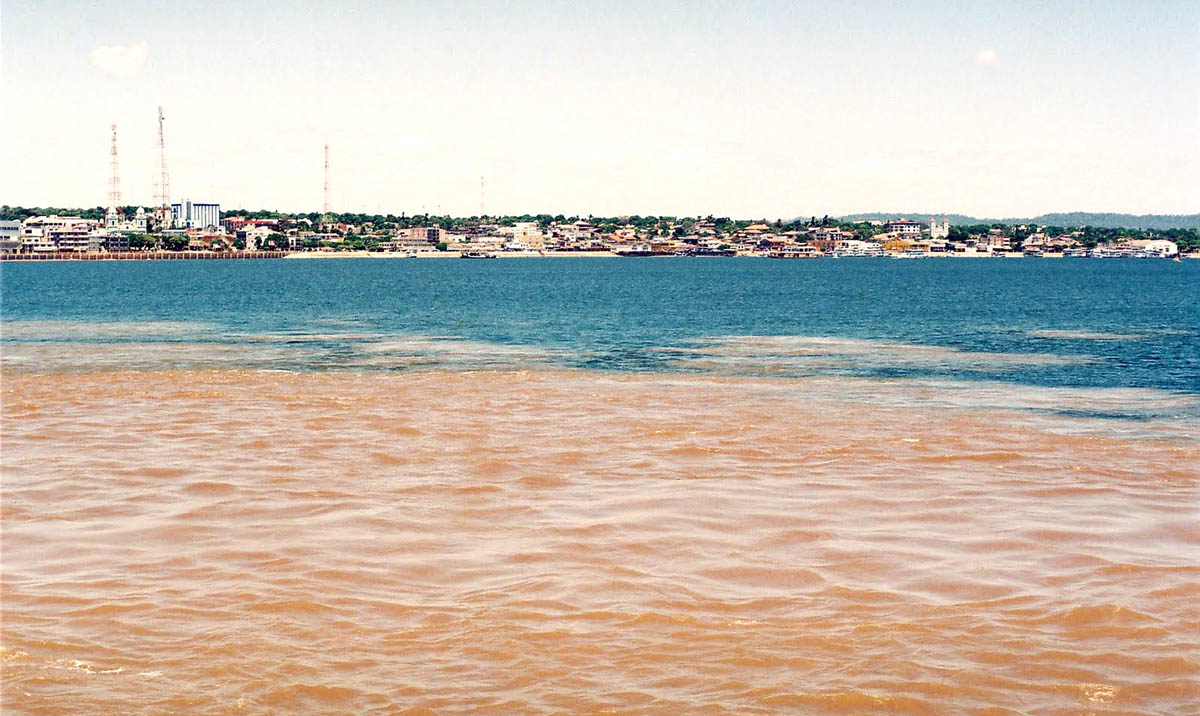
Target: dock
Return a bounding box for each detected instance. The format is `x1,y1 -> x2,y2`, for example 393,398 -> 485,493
0,251 -> 290,262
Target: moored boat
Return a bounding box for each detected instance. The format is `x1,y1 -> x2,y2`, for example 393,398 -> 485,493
766,245 -> 821,259
616,243 -> 676,257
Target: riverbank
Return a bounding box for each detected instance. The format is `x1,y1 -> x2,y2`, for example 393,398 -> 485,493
3,249 -> 1197,263
281,250 -> 620,259
0,250 -> 289,262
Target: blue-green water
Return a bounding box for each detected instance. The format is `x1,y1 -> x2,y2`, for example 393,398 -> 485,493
2,257 -> 1197,393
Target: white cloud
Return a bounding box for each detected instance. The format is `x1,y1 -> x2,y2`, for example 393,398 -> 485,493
89,42 -> 150,75
974,49 -> 999,66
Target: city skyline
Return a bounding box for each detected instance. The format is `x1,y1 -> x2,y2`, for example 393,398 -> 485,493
3,0 -> 1198,218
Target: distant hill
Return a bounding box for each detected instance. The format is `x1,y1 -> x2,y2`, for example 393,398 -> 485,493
1021,213 -> 1200,230
836,213 -> 980,225
837,212 -> 1200,230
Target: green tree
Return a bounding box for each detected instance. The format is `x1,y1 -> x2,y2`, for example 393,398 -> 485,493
128,234 -> 154,250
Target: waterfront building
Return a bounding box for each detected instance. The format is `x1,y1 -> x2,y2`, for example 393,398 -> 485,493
104,233 -> 130,252
555,220 -> 596,241
380,236 -> 429,252
171,200 -> 221,230
737,224 -> 770,241
223,217 -> 278,233
23,235 -> 56,252
192,202 -> 221,229
929,217 -> 949,239
103,205 -> 148,233
1127,239 -> 1179,257
20,216 -> 102,251
810,228 -> 853,250
0,220 -> 21,253
22,215 -> 93,236
612,227 -> 638,243
885,219 -> 923,237
839,239 -> 886,256
510,221 -> 545,248
238,225 -> 273,250
394,227 -> 441,245
501,225 -> 549,251
983,229 -> 1011,252
413,227 -> 440,243
51,226 -> 95,252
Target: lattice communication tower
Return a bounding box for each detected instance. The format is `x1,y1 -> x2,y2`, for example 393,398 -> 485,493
108,124 -> 122,215
321,144 -> 332,226
152,107 -> 171,228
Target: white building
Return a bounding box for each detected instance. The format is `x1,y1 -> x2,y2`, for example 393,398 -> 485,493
0,220 -> 22,252
104,206 -> 148,234
929,217 -> 950,239
811,227 -> 851,243
1127,239 -> 1179,257
51,227 -> 96,252
558,220 -> 596,240
511,221 -> 540,237
20,216 -> 103,251
238,225 -> 273,250
885,219 -> 923,237
839,239 -> 886,256
509,221 -> 545,249
171,200 -> 221,229
22,215 -> 94,236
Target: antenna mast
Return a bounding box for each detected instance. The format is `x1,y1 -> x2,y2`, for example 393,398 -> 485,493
480,175 -> 485,218
108,124 -> 122,214
322,144 -> 331,225
152,106 -> 171,228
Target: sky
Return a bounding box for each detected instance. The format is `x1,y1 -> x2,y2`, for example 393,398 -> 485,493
3,0 -> 1198,218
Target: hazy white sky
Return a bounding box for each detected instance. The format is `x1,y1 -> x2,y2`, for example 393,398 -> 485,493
3,0 -> 1198,218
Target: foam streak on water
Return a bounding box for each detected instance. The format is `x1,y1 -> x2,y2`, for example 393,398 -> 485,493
3,369 -> 1198,715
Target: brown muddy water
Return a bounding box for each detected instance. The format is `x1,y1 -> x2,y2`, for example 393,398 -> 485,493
2,369 -> 1198,714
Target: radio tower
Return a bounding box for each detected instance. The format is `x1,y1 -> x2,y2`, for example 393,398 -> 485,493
322,144 -> 331,226
479,175 -> 485,218
152,106 -> 171,229
108,124 -> 122,214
